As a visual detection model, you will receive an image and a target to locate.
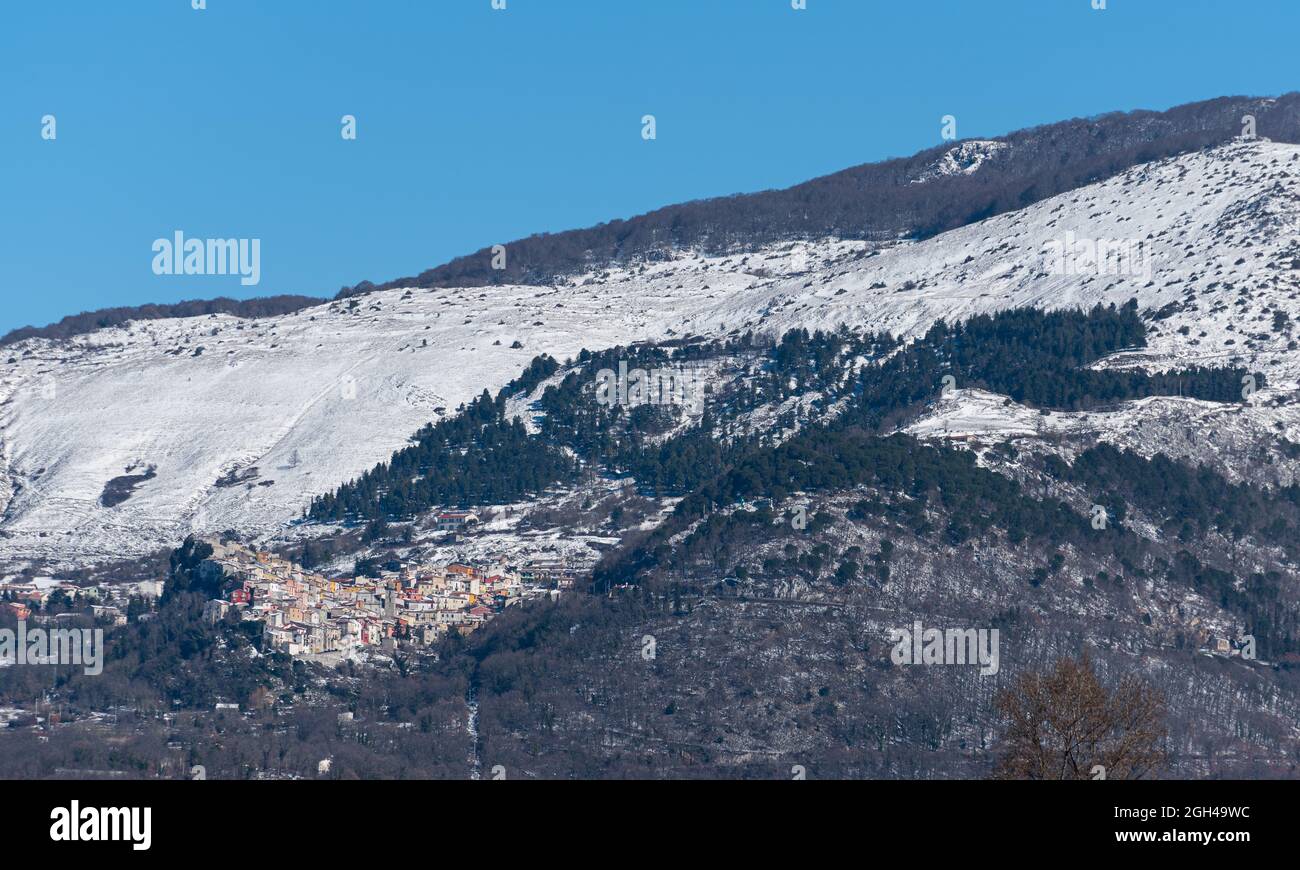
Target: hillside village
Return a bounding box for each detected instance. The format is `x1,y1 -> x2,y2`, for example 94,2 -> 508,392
201,538 -> 578,658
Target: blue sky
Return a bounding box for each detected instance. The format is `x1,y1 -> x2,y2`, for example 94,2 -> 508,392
0,0 -> 1296,335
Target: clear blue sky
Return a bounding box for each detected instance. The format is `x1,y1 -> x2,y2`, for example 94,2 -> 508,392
1,0 -> 1296,335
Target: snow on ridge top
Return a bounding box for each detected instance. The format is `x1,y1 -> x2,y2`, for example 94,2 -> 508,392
746,140 -> 1300,371
4,139 -> 1300,569
912,140 -> 1009,183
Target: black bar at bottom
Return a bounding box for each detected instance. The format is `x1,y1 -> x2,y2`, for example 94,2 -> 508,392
9,778 -> 1285,856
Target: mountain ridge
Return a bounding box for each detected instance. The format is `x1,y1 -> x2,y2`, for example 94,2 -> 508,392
7,93 -> 1300,347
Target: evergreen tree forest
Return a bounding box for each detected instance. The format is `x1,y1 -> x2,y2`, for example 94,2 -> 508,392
308,302 -> 1253,523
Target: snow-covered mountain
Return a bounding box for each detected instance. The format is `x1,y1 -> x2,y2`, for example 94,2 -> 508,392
4,139 -> 1300,569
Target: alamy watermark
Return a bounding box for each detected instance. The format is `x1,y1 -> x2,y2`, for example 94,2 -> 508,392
595,361 -> 703,414
1043,232 -> 1152,281
151,231 -> 261,286
50,801 -> 150,851
0,620 -> 103,675
889,620 -> 999,676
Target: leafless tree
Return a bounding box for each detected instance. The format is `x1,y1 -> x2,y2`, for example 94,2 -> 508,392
994,654 -> 1166,779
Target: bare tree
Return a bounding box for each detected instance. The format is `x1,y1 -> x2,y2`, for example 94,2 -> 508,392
994,654 -> 1166,780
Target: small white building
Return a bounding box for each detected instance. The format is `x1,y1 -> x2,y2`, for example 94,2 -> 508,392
435,511 -> 479,532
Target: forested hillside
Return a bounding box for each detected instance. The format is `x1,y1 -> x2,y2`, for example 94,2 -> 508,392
308,302 -> 1251,521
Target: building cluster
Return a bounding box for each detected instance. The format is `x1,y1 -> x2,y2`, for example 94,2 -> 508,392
203,540 -> 573,658
0,576 -> 164,625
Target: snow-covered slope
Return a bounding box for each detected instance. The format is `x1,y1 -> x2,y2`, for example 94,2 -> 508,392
912,139 -> 1009,182
4,140 -> 1300,568
712,140 -> 1300,382
0,247 -> 840,567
